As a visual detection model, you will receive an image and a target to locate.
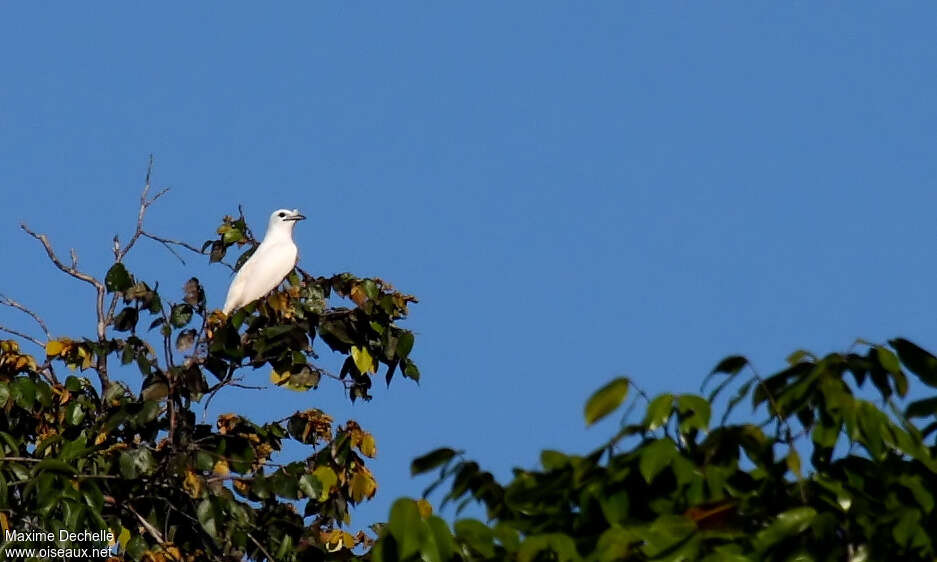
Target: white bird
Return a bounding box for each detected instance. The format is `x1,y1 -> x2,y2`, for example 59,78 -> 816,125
222,208 -> 306,315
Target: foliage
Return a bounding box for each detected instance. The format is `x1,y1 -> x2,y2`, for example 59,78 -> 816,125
0,175 -> 418,560
380,340 -> 937,561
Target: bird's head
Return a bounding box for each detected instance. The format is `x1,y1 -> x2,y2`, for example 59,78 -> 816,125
267,208 -> 306,233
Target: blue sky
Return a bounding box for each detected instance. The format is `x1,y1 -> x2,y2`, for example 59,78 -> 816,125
2,4 -> 936,529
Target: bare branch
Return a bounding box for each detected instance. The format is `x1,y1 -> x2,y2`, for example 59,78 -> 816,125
126,503 -> 165,545
0,324 -> 44,348
0,294 -> 52,340
20,223 -> 109,390
117,155 -> 160,261
20,224 -> 105,291
248,532 -> 275,562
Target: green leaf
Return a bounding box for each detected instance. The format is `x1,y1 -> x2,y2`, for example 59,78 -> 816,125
105,263 -> 133,293
402,357 -> 420,381
119,448 -> 156,479
906,396 -> 937,419
299,474 -> 322,499
11,377 -> 36,410
313,466 -> 337,501
197,498 -> 219,539
64,402 -> 85,426
584,377 -> 630,426
424,516 -> 455,562
33,458 -> 77,475
642,515 -> 697,559
890,338 -> 937,388
639,438 -> 677,483
396,331 -> 415,359
754,507 -> 817,551
0,382 -> 9,408
453,519 -> 495,558
411,448 -> 457,475
676,394 -> 711,433
898,474 -> 934,513
540,450 -> 569,470
702,355 -> 748,392
518,533 -> 581,562
389,499 -> 427,559
170,303 -> 194,328
876,346 -> 901,374
643,394 -> 674,431
175,328 -> 197,352
113,307 -> 139,332
596,527 -> 636,561
599,491 -> 629,525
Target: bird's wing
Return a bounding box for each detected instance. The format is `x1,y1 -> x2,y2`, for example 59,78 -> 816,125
222,241 -> 298,313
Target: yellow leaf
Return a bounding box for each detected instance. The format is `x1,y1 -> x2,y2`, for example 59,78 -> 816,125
350,467 -> 377,503
351,346 -> 375,374
358,432 -> 377,458
350,284 -> 367,307
46,340 -> 65,357
216,413 -> 239,435
213,459 -> 230,476
416,498 -> 433,519
76,346 -> 94,370
266,291 -> 288,313
117,527 -> 131,547
0,512 -> 8,533
95,432 -> 108,446
233,479 -> 250,496
313,466 -> 338,502
182,470 -> 203,498
270,370 -> 289,385
322,529 -> 344,552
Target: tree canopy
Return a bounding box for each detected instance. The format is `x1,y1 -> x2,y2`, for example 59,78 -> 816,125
0,170 -> 419,560
376,341 -> 937,561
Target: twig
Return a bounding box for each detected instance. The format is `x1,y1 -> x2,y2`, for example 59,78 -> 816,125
20,223 -> 110,391
0,324 -> 44,348
229,382 -> 266,390
19,224 -> 105,291
0,294 -> 52,340
248,532 -> 275,562
126,503 -> 166,545
116,155 -> 169,262
0,456 -> 43,463
141,232 -> 235,271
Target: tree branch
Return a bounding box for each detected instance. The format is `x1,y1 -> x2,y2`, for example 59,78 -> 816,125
0,324 -> 43,348
20,223 -> 110,391
0,294 -> 52,340
126,503 -> 165,546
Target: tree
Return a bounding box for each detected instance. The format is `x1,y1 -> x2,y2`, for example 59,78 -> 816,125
377,341 -> 937,561
0,161 -> 420,561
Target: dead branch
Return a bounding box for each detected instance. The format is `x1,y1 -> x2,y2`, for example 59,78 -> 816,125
19,223 -> 110,390
0,294 -> 52,340
126,503 -> 165,545
0,324 -> 43,348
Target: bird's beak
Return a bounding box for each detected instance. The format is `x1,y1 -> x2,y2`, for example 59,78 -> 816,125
286,213 -> 306,221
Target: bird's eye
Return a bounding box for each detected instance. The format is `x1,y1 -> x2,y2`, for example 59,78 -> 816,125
278,212 -> 286,218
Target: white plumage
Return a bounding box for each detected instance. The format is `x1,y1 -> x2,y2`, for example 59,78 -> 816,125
222,208 -> 306,315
